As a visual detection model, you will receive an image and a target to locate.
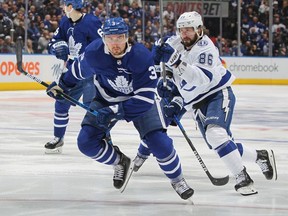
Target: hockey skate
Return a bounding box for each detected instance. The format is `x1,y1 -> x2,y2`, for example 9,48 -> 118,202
256,149 -> 277,180
234,167 -> 258,196
113,146 -> 131,189
132,154 -> 147,172
119,154 -> 147,193
171,178 -> 194,200
44,137 -> 64,154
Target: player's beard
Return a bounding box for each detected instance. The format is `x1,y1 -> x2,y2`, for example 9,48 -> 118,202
110,46 -> 123,56
181,35 -> 198,49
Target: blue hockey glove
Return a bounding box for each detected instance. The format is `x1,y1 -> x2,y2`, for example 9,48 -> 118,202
152,41 -> 181,67
96,104 -> 125,130
157,78 -> 175,99
159,43 -> 182,67
163,96 -> 184,119
152,45 -> 162,65
50,41 -> 69,61
152,38 -> 171,65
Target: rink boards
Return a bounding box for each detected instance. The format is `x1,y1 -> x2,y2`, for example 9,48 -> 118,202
0,54 -> 288,90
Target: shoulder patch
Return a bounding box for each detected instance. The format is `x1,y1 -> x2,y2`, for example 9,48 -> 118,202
197,40 -> 208,47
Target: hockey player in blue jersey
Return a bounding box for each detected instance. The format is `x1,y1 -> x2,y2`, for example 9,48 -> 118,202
149,11 -> 277,196
45,0 -> 102,154
46,17 -> 194,200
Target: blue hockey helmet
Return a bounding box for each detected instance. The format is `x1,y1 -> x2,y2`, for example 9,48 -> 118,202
103,17 -> 129,36
64,0 -> 83,9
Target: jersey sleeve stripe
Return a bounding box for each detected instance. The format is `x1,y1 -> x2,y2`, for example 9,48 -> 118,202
71,61 -> 83,80
133,95 -> 155,104
134,87 -> 156,94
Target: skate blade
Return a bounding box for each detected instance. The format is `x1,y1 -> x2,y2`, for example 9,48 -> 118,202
237,184 -> 258,196
45,147 -> 63,154
269,150 -> 278,180
187,198 -> 194,205
120,162 -> 134,193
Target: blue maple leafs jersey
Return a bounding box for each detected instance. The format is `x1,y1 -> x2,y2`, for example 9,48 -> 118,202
63,39 -> 158,121
48,14 -> 102,60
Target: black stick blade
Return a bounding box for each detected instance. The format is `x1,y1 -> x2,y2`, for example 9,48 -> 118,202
210,174 -> 229,186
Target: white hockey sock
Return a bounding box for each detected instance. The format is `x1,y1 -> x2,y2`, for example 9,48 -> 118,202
237,143 -> 257,162
220,150 -> 244,175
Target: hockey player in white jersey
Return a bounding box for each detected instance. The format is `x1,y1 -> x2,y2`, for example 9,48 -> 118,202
46,17 -> 194,200
150,11 -> 277,196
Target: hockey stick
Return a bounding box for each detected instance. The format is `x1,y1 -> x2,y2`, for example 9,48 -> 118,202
15,37 -> 99,117
159,0 -> 167,87
173,114 -> 229,186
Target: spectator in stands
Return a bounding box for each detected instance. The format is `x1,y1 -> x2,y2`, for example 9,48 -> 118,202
14,20 -> 25,41
37,29 -> 50,53
1,35 -> 14,53
0,12 -> 13,37
0,33 -> 5,51
241,40 -> 252,56
258,0 -> 269,24
0,3 -> 12,18
278,46 -> 287,56
273,1 -> 282,15
282,0 -> 288,26
258,31 -> 269,55
134,27 -> 142,42
25,38 -> 34,54
13,9 -> 24,27
27,20 -> 40,52
128,0 -> 142,19
162,4 -> 174,26
241,15 -> 250,42
230,40 -> 239,56
272,14 -> 286,33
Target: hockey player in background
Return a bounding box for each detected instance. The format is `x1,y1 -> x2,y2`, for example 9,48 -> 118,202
46,17 -> 194,200
149,11 -> 277,196
45,0 -> 102,153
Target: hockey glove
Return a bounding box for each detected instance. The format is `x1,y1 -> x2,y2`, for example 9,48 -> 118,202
159,43 -> 182,67
152,42 -> 181,67
50,41 -> 69,61
46,79 -> 74,100
96,104 -> 125,130
152,45 -> 162,65
163,96 -> 184,119
157,78 -> 175,99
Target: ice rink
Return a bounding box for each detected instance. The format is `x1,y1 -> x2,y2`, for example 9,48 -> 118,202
0,85 -> 287,216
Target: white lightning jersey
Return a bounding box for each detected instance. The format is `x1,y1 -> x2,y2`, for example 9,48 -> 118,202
165,35 -> 235,107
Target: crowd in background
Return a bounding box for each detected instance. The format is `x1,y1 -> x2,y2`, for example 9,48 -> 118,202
0,0 -> 287,56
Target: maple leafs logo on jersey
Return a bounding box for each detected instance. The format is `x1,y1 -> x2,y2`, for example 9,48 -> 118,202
108,76 -> 133,94
68,36 -> 82,59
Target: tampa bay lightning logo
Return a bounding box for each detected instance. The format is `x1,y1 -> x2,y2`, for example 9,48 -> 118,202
197,40 -> 208,46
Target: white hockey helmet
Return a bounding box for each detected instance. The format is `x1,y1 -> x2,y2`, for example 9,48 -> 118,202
176,11 -> 203,30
